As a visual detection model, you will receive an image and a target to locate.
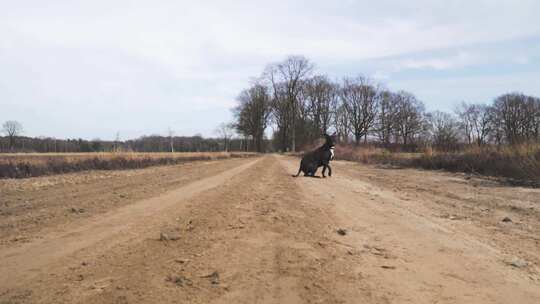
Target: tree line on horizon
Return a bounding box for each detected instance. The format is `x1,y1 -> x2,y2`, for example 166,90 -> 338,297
0,120 -> 255,153
233,55 -> 540,152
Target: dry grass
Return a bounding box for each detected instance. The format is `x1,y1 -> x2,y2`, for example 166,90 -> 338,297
335,144 -> 420,166
334,144 -> 540,186
0,152 -> 257,179
412,145 -> 540,185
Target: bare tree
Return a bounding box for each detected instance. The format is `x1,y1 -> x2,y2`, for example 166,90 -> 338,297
234,83 -> 272,152
455,102 -> 496,146
394,91 -> 425,146
468,104 -> 492,145
340,76 -> 380,144
2,120 -> 23,150
376,90 -> 399,146
492,93 -> 540,145
265,55 -> 314,152
215,123 -> 235,152
333,101 -> 351,143
426,111 -> 459,151
533,97 -> 540,141
268,81 -> 291,151
525,95 -> 540,142
488,105 -> 505,146
455,102 -> 475,144
303,75 -> 336,136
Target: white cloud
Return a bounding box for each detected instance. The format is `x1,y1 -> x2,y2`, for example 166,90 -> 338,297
1,0 -> 540,138
396,52 -> 472,70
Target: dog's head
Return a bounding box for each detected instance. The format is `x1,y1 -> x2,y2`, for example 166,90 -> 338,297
322,133 -> 336,147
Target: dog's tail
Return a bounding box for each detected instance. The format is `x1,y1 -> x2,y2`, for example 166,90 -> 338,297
292,167 -> 302,177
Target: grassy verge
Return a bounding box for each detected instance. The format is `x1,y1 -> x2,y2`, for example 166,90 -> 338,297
335,144 -> 420,166
334,144 -> 540,186
0,152 -> 257,179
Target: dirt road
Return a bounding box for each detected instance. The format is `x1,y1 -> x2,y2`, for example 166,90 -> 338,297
1,155 -> 539,303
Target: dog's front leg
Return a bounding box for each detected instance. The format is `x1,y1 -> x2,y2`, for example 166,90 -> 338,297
327,164 -> 332,177
322,165 -> 327,178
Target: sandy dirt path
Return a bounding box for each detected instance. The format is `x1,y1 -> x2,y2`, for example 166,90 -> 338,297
1,155 -> 539,303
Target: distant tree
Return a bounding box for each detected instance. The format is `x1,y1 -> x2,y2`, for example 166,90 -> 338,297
334,101 -> 351,143
91,138 -> 103,152
215,123 -> 235,152
376,90 -> 399,146
491,93 -> 540,145
426,111 -> 459,151
264,55 -> 314,152
469,104 -> 493,145
193,134 -> 203,152
234,83 -> 272,152
455,102 -> 475,144
341,76 -> 380,144
303,75 -> 337,137
268,82 -> 291,151
2,120 -> 23,150
79,138 -> 93,152
394,91 -> 425,146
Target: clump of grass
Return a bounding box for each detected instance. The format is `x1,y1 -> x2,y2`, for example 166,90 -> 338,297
0,152 -> 257,179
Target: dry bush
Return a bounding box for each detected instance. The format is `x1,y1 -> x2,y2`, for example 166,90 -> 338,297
0,152 -> 257,179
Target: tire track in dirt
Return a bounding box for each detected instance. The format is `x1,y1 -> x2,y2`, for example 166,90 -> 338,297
0,158 -> 260,290
2,155 -> 539,303
0,158 -> 253,244
1,155 -> 382,303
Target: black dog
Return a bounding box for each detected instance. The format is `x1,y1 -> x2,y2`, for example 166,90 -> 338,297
293,134 -> 335,178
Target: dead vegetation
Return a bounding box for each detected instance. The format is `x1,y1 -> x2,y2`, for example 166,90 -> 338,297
0,152 -> 257,179
335,144 -> 540,186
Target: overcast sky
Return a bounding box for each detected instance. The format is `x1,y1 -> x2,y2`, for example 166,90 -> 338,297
1,0 -> 539,140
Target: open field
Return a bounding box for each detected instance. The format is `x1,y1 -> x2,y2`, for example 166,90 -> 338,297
0,152 -> 256,179
1,155 -> 539,303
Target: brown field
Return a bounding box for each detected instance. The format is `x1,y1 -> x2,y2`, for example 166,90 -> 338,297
0,152 -> 257,179
1,155 -> 539,303
336,144 -> 540,186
